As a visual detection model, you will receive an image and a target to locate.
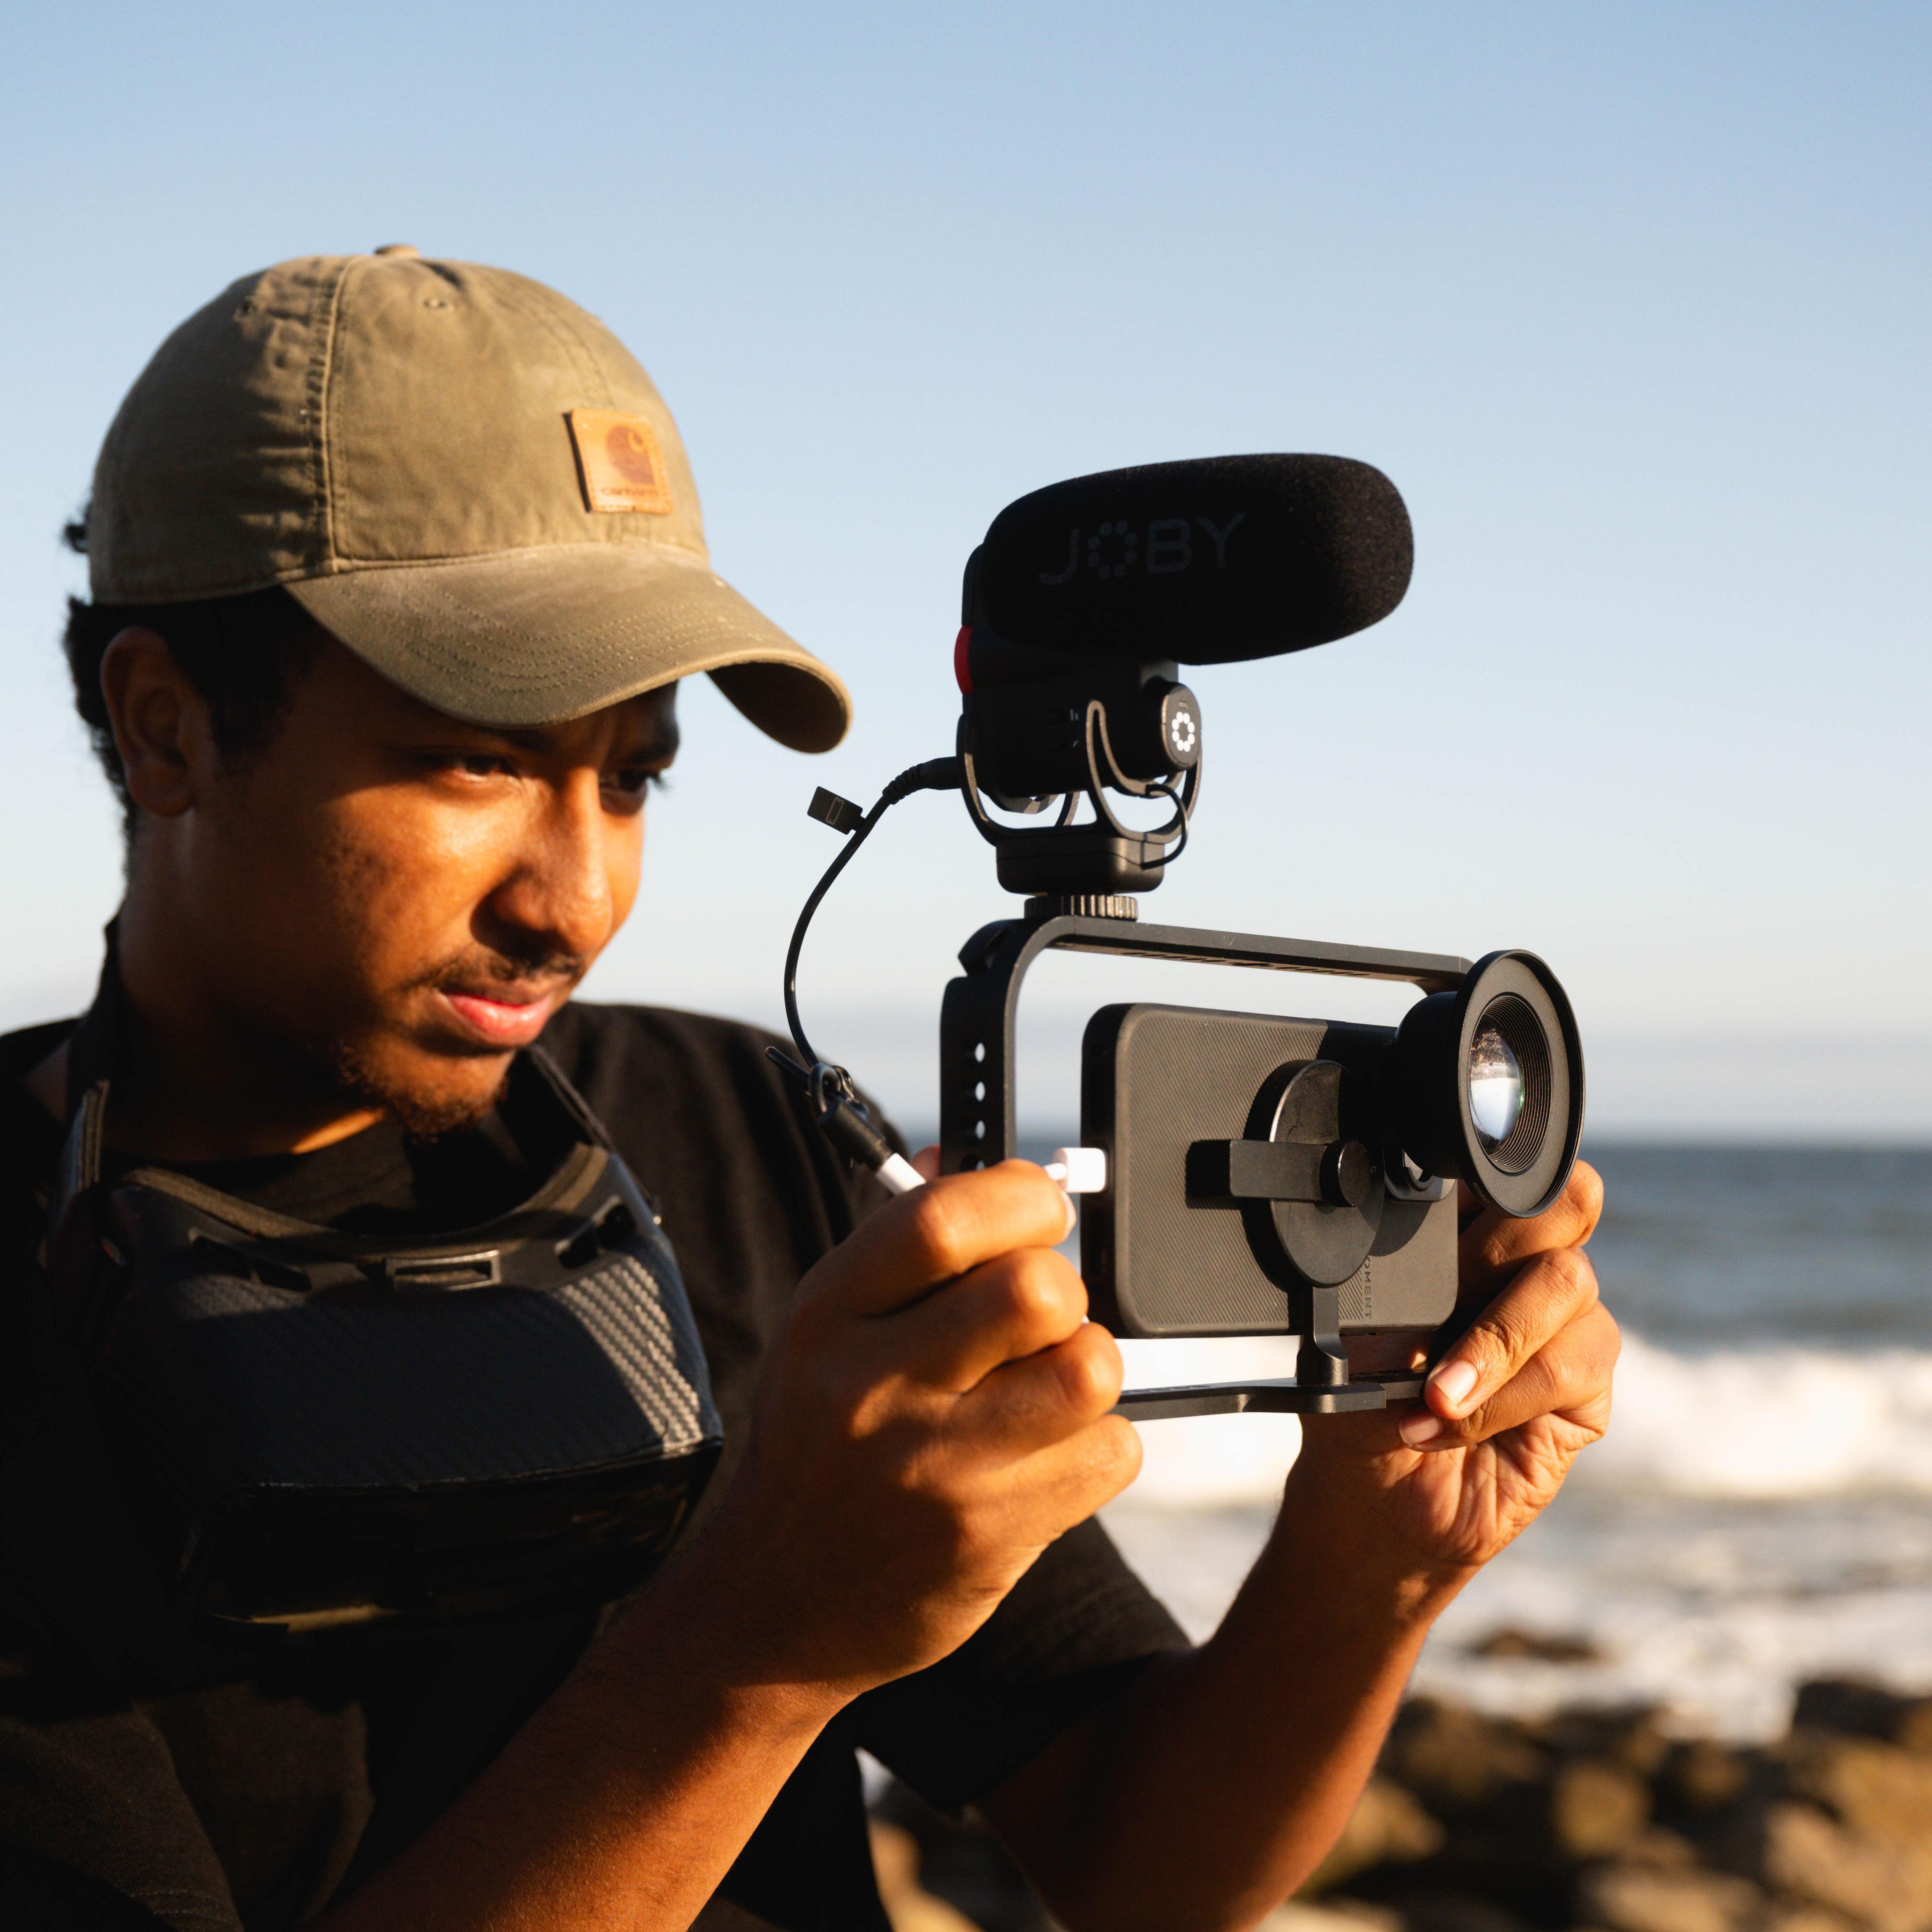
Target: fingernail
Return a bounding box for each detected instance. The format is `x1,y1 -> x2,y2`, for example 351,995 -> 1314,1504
1399,1410 -> 1444,1446
1429,1359 -> 1479,1413
1058,1191 -> 1078,1242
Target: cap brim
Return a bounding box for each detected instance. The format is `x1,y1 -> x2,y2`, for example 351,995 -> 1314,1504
286,544 -> 850,752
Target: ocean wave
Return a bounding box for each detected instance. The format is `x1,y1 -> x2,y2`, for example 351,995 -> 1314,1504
1579,1333 -> 1932,1499
1117,1333 -> 1932,1506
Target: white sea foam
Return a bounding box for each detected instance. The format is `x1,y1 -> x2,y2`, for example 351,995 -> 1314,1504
1117,1333 -> 1932,1507
1108,1332 -> 1932,1738
1578,1334 -> 1932,1498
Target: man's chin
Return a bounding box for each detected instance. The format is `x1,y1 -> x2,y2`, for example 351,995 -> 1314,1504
330,1036 -> 516,1142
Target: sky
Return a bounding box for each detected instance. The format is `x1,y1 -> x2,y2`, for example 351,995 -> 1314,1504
1,3 -> 1926,1138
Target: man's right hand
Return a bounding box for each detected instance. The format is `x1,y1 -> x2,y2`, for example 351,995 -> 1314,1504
665,1157 -> 1141,1698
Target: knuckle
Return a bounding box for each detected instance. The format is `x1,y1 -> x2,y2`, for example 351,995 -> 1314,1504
1074,1415 -> 1143,1497
1582,1301 -> 1623,1373
788,1255 -> 840,1320
904,1188 -> 974,1279
1053,1333 -> 1122,1417
996,1157 -> 1063,1215
1457,1396 -> 1505,1441
1461,1306 -> 1538,1383
1474,1225 -> 1516,1276
994,1254 -> 1056,1325
1462,1355 -> 1547,1436
843,1380 -> 894,1441
1001,1252 -> 1084,1333
1464,1312 -> 1522,1375
1569,1159 -> 1605,1227
1547,1244 -> 1598,1307
895,1442 -> 971,1527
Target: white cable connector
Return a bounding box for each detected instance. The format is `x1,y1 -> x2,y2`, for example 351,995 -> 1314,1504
874,1152 -> 926,1196
1043,1147 -> 1108,1194
870,1146 -> 1108,1201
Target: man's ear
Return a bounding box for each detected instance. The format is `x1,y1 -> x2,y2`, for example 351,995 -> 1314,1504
99,627 -> 219,820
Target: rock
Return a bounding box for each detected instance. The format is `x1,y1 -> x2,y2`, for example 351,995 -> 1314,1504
1759,1910 -> 1863,1932
1619,1828 -> 1704,1870
1541,1708 -> 1674,1780
1383,1700 -> 1549,1813
1379,1892 -> 1532,1932
869,1819 -> 985,1932
1779,1732 -> 1932,1852
1576,1863 -> 1766,1932
1261,1904 -> 1403,1932
1755,1800 -> 1932,1932
1794,1683 -> 1914,1743
1661,1740 -> 1755,1818
1792,1682 -> 1932,1757
1552,1760 -> 1656,1860
1472,1628 -> 1607,1664
1305,1778 -> 1448,1893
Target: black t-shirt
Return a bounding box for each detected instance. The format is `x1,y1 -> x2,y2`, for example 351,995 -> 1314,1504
0,1002 -> 1184,1932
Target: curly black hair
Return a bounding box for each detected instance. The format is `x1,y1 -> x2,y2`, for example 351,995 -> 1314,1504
60,509 -> 321,836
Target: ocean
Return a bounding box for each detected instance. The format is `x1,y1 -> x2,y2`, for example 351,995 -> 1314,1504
1085,1142 -> 1932,1742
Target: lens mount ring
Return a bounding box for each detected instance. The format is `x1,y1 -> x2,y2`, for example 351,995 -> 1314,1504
1240,1060 -> 1385,1287
1452,951 -> 1584,1218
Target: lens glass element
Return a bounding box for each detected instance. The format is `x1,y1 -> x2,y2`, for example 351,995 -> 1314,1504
1467,1023 -> 1525,1153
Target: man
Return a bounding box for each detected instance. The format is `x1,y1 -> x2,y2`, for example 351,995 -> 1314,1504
0,248 -> 1615,1932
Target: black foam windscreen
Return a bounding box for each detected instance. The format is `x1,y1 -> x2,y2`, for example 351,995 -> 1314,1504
969,454 -> 1413,664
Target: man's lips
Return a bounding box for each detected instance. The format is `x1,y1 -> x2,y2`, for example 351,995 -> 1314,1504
436,987 -> 560,1048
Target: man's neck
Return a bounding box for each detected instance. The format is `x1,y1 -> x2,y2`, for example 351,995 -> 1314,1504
26,892 -> 386,1161
23,1038 -> 384,1161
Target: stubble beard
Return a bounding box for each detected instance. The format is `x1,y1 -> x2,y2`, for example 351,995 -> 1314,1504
326,1028 -> 517,1142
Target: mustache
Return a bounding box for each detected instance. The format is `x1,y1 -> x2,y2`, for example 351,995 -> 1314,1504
415,946 -> 590,998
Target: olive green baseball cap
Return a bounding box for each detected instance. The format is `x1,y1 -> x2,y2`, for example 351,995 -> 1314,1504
85,246 -> 850,752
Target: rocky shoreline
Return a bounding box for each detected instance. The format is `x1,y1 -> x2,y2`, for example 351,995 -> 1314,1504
870,1676 -> 1932,1932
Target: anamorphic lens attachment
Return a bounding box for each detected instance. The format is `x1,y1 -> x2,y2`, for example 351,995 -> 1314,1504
1381,950 -> 1583,1217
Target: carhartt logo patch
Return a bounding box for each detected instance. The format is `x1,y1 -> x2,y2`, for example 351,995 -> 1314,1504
567,409 -> 674,515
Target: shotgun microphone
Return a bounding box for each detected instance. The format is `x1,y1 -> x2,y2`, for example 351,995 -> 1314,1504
955,455 -> 1416,881
963,453 -> 1413,665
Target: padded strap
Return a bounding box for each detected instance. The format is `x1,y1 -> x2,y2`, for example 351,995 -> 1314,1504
46,927 -> 127,1237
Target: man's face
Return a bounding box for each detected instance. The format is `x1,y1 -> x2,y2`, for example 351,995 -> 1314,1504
150,637 -> 679,1135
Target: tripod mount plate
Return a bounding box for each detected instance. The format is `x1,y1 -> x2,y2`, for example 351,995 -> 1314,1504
1113,1372 -> 1426,1421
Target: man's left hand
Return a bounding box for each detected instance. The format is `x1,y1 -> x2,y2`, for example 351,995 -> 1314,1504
1289,1160 -> 1617,1577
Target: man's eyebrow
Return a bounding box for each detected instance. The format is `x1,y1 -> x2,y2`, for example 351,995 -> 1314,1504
486,721 -> 681,761
618,720 -> 681,763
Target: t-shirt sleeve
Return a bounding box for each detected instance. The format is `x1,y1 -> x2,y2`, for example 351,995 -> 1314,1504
849,1517 -> 1187,1814
0,1705 -> 240,1932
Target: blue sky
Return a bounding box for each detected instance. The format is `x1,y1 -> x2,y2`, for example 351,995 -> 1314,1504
2,3 -> 1926,1135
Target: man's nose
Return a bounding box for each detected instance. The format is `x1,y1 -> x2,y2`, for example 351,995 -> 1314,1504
486,772 -> 616,962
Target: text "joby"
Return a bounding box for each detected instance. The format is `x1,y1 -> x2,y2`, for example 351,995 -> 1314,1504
1039,513 -> 1247,585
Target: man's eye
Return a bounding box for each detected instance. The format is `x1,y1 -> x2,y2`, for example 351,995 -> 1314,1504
606,767 -> 668,799
456,754 -> 513,778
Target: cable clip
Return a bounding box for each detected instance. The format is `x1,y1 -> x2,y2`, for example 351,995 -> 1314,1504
766,1048 -> 926,1195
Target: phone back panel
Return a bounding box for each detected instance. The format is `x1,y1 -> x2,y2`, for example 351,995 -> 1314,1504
1080,1002 -> 1459,1338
